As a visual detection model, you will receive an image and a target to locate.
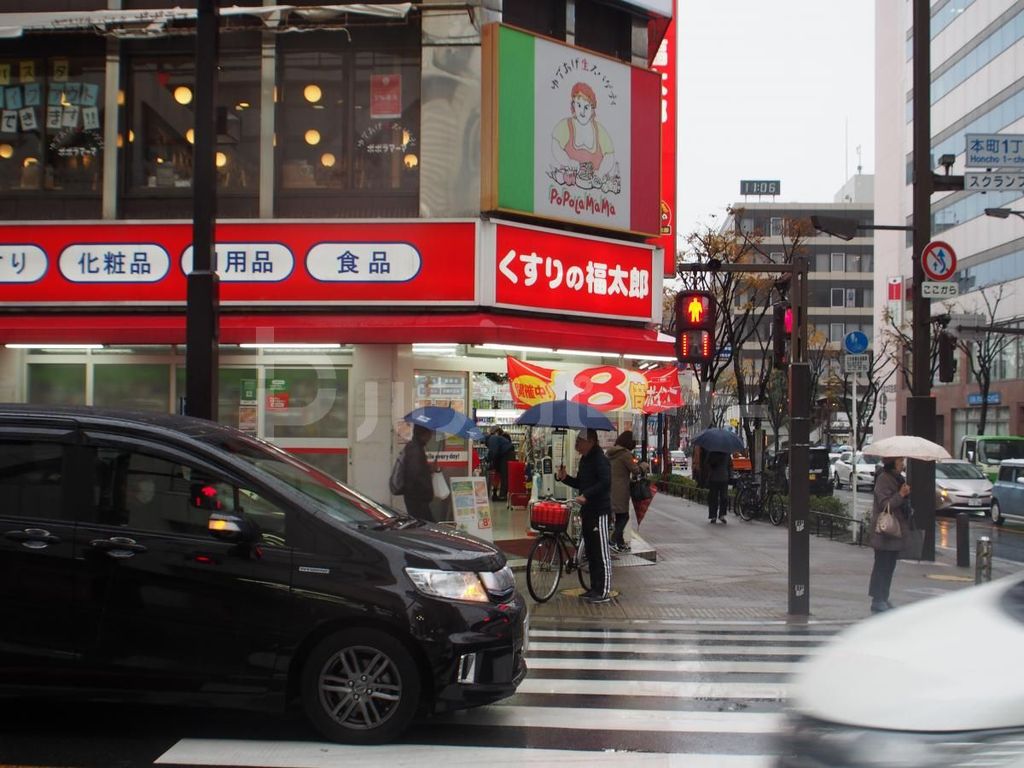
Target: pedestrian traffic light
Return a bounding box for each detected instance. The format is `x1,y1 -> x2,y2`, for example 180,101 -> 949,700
675,291 -> 715,364
772,301 -> 792,368
938,331 -> 956,383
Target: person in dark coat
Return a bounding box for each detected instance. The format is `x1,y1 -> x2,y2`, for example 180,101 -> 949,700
557,428 -> 613,604
486,427 -> 515,500
867,457 -> 911,613
402,424 -> 435,521
706,450 -> 731,524
606,430 -> 639,553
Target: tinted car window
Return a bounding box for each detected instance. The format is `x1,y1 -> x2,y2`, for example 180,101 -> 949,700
0,440 -> 65,520
937,463 -> 986,480
981,440 -> 1024,462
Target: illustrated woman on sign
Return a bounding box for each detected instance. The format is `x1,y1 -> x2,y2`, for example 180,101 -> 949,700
550,82 -> 618,189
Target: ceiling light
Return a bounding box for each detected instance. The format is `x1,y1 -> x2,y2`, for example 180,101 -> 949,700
304,129 -> 321,146
238,343 -> 342,350
476,343 -> 554,354
0,144 -> 13,159
554,349 -> 614,357
320,152 -> 336,168
413,343 -> 458,356
215,151 -> 228,168
173,85 -> 193,105
185,128 -> 195,144
623,354 -> 678,362
5,343 -> 103,350
303,84 -> 322,103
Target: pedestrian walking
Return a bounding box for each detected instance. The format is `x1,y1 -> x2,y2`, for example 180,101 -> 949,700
402,424 -> 436,521
867,456 -> 912,613
706,450 -> 731,524
557,428 -> 613,604
486,427 -> 515,500
606,430 -> 639,553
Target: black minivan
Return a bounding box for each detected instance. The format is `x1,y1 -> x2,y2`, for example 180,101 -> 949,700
0,405 -> 526,743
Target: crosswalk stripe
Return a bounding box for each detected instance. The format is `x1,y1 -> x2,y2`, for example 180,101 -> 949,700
515,677 -> 791,699
156,739 -> 775,767
529,629 -> 835,643
526,657 -> 800,673
438,704 -> 783,733
527,640 -> 816,656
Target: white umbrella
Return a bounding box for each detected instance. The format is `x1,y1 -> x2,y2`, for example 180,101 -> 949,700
866,435 -> 951,461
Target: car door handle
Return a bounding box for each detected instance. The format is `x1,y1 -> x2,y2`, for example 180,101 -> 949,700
90,536 -> 147,558
5,528 -> 62,549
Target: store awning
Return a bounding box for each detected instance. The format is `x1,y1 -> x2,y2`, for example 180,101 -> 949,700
0,312 -> 675,358
0,5 -> 413,39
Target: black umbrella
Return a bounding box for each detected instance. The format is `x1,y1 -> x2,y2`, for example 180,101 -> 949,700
515,400 -> 614,431
692,427 -> 744,454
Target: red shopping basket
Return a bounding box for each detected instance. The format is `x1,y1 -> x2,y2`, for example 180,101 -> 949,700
529,500 -> 571,532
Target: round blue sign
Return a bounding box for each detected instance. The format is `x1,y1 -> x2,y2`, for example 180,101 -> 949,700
844,331 -> 869,354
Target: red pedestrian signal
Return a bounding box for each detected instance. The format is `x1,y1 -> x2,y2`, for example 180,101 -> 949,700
675,291 -> 716,364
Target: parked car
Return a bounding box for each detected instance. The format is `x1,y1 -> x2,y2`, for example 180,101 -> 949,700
670,450 -> 688,471
776,571 -> 1024,767
934,459 -> 992,515
991,457 -> 1024,525
773,447 -> 834,497
831,451 -> 880,490
960,434 -> 1024,482
0,405 -> 526,743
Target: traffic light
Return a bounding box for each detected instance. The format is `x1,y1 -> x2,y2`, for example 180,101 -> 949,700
772,301 -> 792,367
675,291 -> 715,364
938,331 -> 957,383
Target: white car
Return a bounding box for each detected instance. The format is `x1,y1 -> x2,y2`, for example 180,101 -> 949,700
935,458 -> 993,515
776,572 -> 1024,766
831,451 -> 880,490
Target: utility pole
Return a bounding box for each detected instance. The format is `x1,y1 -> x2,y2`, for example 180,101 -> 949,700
909,0 -> 937,559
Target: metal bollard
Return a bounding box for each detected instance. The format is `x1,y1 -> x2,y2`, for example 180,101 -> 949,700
975,536 -> 993,584
956,513 -> 970,567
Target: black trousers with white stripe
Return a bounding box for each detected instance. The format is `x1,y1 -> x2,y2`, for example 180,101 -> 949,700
582,510 -> 612,597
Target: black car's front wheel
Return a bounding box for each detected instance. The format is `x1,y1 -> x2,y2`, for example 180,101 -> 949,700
301,628 -> 421,744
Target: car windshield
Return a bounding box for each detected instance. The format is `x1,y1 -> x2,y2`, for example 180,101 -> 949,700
854,453 -> 878,465
979,439 -> 1024,463
199,431 -> 397,524
937,462 -> 986,480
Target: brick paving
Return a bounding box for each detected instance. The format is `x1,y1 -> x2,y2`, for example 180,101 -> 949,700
513,492 -> 1024,623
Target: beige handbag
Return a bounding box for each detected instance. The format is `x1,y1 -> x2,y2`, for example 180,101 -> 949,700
875,502 -> 902,538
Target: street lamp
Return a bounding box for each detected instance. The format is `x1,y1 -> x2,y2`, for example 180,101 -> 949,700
985,207 -> 1024,221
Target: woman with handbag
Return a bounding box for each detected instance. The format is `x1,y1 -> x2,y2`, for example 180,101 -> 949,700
606,430 -> 640,553
867,457 -> 911,613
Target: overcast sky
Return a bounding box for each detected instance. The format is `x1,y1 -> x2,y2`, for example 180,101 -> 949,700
675,0 -> 876,247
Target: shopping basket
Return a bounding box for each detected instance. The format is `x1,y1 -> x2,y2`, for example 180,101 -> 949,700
529,500 -> 571,532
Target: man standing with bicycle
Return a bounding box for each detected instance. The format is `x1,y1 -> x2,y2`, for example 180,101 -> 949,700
557,428 -> 613,604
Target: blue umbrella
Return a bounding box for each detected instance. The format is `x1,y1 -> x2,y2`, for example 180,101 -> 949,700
404,407 -> 485,441
515,400 -> 614,431
692,427 -> 745,454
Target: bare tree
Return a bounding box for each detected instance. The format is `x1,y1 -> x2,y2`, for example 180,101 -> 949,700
955,284 -> 1015,435
839,334 -> 899,450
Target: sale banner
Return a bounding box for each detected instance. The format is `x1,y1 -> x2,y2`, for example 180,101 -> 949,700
506,357 -> 681,414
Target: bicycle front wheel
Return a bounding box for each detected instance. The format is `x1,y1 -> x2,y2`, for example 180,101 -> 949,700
526,534 -> 563,602
767,493 -> 786,526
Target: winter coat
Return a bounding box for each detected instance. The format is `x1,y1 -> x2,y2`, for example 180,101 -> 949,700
707,451 -> 731,483
868,468 -> 911,551
606,445 -> 638,517
486,433 -> 514,465
561,443 -> 612,517
402,439 -> 434,504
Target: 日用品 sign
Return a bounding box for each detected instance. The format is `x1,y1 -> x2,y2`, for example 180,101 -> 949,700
966,133 -> 1024,168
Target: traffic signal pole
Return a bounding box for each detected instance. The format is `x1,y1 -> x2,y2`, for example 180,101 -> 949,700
679,259 -> 811,615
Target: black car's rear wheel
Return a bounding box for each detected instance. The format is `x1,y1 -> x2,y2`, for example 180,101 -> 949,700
301,628 -> 420,744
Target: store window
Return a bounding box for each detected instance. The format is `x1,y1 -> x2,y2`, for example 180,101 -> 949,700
94,364 -> 170,412
830,253 -> 846,272
174,367 -> 259,432
503,0 -> 566,39
264,367 -> 348,440
829,323 -> 845,343
0,48 -> 104,209
27,363 -> 86,405
574,0 -> 632,62
121,37 -> 260,217
275,26 -> 420,218
831,288 -> 845,308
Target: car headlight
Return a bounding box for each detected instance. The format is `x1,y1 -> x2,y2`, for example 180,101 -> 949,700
405,567 -> 489,602
777,713 -> 1024,767
938,487 -> 950,501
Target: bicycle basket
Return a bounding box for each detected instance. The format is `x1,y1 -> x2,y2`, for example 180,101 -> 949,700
529,500 -> 571,532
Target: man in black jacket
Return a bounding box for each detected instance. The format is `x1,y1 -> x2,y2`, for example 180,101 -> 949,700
557,428 -> 612,604
402,425 -> 435,521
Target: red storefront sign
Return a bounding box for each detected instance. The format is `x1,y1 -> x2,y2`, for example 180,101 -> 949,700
490,221 -> 658,322
370,74 -> 402,119
650,6 -> 677,276
0,221 -> 477,306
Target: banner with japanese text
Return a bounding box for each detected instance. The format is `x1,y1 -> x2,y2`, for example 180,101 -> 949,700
507,357 -> 682,414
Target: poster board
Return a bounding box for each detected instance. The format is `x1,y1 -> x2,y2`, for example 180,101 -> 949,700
449,476 -> 494,542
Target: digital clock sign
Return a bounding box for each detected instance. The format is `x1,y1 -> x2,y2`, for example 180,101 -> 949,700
740,180 -> 781,196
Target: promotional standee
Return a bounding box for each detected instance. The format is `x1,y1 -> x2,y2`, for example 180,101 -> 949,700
449,477 -> 494,542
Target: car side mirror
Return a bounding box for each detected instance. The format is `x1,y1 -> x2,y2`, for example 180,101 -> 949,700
207,512 -> 257,543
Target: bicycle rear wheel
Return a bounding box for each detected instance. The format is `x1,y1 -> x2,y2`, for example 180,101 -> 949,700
736,485 -> 757,521
575,538 -> 591,593
767,493 -> 786,526
526,535 -> 563,602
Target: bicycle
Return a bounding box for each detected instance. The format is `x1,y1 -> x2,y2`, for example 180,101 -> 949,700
525,499 -> 591,602
732,474 -> 786,526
